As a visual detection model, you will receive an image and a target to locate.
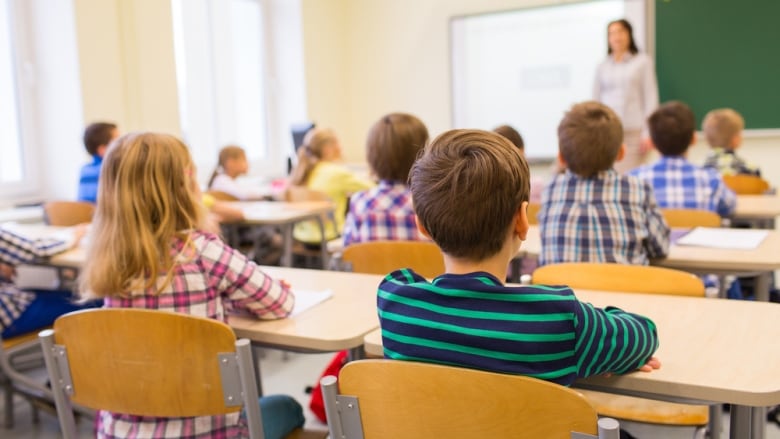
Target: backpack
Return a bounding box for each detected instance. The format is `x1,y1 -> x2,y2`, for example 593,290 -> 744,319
308,350 -> 349,423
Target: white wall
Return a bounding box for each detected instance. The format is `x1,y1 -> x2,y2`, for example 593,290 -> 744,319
300,0 -> 780,187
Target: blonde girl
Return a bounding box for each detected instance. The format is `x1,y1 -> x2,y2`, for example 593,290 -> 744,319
80,132 -> 303,439
207,145 -> 268,200
289,127 -> 374,244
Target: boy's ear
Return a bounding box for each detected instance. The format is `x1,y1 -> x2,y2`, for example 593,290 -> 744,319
690,131 -> 698,146
615,143 -> 626,162
415,215 -> 432,239
557,153 -> 567,169
515,201 -> 530,241
96,144 -> 108,158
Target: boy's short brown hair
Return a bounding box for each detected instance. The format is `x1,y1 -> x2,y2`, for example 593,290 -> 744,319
83,122 -> 118,157
366,113 -> 429,182
648,101 -> 695,157
493,125 -> 524,150
558,102 -> 623,177
702,108 -> 744,149
410,129 -> 529,261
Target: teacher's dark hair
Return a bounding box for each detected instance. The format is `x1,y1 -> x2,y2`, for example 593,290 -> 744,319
607,19 -> 639,55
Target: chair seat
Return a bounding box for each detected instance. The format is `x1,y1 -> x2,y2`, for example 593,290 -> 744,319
3,330 -> 46,350
578,390 -> 709,425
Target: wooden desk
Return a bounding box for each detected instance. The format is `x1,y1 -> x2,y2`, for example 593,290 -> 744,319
364,289 -> 780,439
735,195 -> 780,228
224,201 -> 334,267
0,206 -> 44,224
230,266 -> 381,356
520,225 -> 780,301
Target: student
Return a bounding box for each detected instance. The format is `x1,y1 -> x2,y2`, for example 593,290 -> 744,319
630,101 -> 737,217
377,129 -> 660,386
0,225 -> 99,339
77,122 -> 118,203
342,113 -> 428,246
208,145 -> 270,200
492,124 -> 546,204
538,101 -> 669,266
701,108 -> 760,176
79,132 -> 304,439
289,127 -> 374,244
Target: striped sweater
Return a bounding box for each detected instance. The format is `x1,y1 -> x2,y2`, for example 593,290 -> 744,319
377,269 -> 658,386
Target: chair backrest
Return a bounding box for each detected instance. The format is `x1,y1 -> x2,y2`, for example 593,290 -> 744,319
660,208 -> 722,228
321,359 -> 618,439
284,185 -> 331,202
527,202 -> 541,225
43,201 -> 95,226
39,309 -> 263,439
205,190 -> 240,201
341,241 -> 445,279
532,263 -> 705,297
722,174 -> 770,195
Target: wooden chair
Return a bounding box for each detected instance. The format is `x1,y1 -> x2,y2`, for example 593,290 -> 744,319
532,263 -> 710,438
660,208 -> 722,228
341,241 -> 444,279
722,174 -> 770,195
320,359 -> 620,439
284,186 -> 335,268
39,308 -> 321,439
527,202 -> 540,225
42,201 -> 94,226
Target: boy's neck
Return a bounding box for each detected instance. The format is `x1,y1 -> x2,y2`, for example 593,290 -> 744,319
442,243 -> 518,285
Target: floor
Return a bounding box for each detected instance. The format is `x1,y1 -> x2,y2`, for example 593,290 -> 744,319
2,349 -> 780,438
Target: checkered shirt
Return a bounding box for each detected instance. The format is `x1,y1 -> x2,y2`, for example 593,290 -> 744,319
0,227 -> 74,331
629,156 -> 737,217
538,169 -> 670,266
96,230 -> 294,439
703,148 -> 761,177
342,180 -> 425,246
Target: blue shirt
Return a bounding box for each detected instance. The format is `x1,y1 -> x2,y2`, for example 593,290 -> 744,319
77,155 -> 103,203
342,180 -> 424,246
377,269 -> 659,386
629,156 -> 737,217
539,169 -> 669,267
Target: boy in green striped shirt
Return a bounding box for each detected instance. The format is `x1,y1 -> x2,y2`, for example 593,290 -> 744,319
377,129 -> 660,385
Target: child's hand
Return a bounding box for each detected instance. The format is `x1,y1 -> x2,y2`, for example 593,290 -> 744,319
638,356 -> 661,372
0,263 -> 16,280
72,223 -> 89,246
279,279 -> 291,290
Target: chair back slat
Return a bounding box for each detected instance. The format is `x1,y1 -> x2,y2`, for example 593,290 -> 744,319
334,359 -> 599,438
341,241 -> 445,279
51,308 -> 239,416
722,174 -> 770,195
43,201 -> 95,226
661,208 -> 721,228
532,263 -> 705,297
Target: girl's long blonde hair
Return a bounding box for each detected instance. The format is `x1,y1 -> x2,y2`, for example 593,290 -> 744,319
79,132 -> 206,298
289,128 -> 337,185
207,145 -> 246,188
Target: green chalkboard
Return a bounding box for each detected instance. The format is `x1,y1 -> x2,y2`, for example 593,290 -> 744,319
655,0 -> 780,129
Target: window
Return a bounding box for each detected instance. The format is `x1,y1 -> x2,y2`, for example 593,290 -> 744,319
172,0 -> 306,182
0,0 -> 30,189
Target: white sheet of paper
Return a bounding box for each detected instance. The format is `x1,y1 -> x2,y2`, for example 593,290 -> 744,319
675,227 -> 769,250
290,288 -> 333,317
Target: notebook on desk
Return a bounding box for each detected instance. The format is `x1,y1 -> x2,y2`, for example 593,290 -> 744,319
674,227 -> 769,250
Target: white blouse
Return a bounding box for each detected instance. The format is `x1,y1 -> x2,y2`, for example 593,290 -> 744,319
593,52 -> 659,133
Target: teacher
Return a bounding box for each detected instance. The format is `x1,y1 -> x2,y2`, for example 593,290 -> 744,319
593,19 -> 659,173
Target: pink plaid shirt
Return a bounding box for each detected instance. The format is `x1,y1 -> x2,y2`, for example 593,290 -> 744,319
96,230 -> 294,439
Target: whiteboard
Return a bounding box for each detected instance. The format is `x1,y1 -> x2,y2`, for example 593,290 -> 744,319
451,0 -> 646,160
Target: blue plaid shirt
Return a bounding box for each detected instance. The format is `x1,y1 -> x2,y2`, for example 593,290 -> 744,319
342,180 -> 425,247
539,169 -> 669,266
0,227 -> 74,331
629,156 -> 737,217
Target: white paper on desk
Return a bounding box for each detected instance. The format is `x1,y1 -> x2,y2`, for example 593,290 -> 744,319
290,289 -> 333,317
675,227 -> 768,250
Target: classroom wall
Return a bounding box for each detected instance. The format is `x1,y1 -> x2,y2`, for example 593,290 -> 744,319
300,0 -> 780,187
